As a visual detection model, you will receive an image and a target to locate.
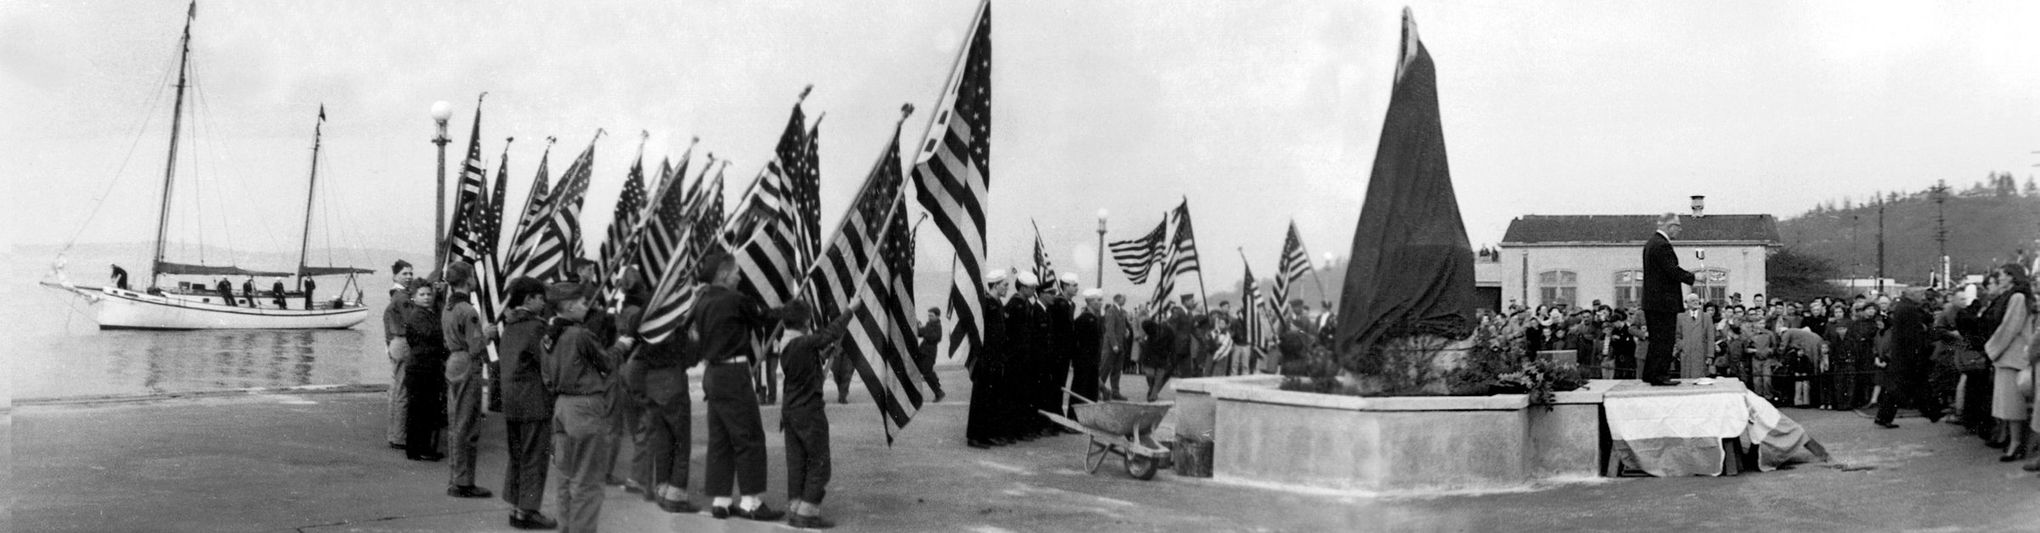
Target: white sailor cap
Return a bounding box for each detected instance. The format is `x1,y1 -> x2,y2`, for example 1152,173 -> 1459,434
1058,272 -> 1079,285
985,269 -> 1009,285
1081,288 -> 1103,298
1016,271 -> 1040,287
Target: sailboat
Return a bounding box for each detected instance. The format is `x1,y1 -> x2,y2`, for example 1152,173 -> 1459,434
41,2 -> 372,330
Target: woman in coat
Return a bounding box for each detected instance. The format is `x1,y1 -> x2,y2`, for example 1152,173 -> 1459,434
1981,263 -> 2034,462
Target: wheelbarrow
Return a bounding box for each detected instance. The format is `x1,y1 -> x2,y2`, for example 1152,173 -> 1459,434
1040,390 -> 1175,480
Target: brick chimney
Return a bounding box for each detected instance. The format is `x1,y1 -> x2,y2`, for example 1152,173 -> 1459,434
1690,195 -> 1706,218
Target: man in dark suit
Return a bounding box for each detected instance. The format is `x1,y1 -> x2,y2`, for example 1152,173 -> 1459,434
1874,288 -> 1944,427
1641,212 -> 1695,386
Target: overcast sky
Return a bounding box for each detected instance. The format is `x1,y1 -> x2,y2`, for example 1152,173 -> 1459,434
5,0 -> 2038,298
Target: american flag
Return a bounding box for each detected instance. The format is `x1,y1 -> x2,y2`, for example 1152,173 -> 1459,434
1031,219 -> 1053,286
1109,215 -> 1169,284
1239,252 -> 1264,350
446,102 -> 503,327
729,103 -> 815,308
842,194 -> 927,443
509,134 -> 598,283
503,139 -> 553,274
486,141 -> 509,256
637,161 -> 730,347
806,122 -> 905,325
912,0 -> 992,366
597,147 -> 648,301
1148,199 -> 1200,309
630,148 -> 699,288
1271,220 -> 1311,319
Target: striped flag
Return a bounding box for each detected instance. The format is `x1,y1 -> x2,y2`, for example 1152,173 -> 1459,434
1109,216 -> 1169,284
637,161 -> 731,348
597,146 -> 648,300
510,134 -> 598,283
842,194 -> 927,443
441,99 -> 486,274
911,0 -> 992,365
1031,219 -> 1053,285
503,139 -> 554,274
727,102 -> 815,309
806,120 -> 905,325
446,103 -> 503,327
1239,254 -> 1264,349
1270,221 -> 1311,319
485,142 -> 509,255
1148,199 -> 1200,309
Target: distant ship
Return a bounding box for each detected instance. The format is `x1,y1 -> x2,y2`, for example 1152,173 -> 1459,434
42,1 -> 372,330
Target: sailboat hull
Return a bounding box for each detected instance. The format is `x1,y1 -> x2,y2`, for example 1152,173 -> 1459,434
47,283 -> 367,330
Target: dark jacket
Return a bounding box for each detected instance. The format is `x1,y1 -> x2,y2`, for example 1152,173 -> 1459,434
498,307 -> 553,421
691,285 -> 777,365
543,316 -> 629,396
782,318 -> 851,414
1641,231 -> 1694,313
1004,297 -> 1042,371
1888,297 -> 1932,371
973,294 -> 1008,373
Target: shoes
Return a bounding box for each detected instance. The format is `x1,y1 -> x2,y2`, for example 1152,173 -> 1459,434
734,503 -> 786,521
1874,421 -> 1899,429
1925,412 -> 1946,424
967,439 -> 993,449
387,441 -> 406,451
447,485 -> 493,498
407,453 -> 444,462
711,505 -> 731,519
788,514 -> 837,529
2001,449 -> 2027,463
933,391 -> 946,403
509,510 -> 558,530
837,395 -> 849,404
658,498 -> 700,513
2024,460 -> 2040,473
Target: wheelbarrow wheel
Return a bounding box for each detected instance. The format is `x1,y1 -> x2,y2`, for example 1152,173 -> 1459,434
1125,454 -> 1159,480
1084,438 -> 1109,474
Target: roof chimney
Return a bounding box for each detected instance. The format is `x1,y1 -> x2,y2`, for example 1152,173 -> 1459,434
1690,195 -> 1706,218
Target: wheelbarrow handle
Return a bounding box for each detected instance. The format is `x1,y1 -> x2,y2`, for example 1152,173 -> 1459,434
1063,387 -> 1097,405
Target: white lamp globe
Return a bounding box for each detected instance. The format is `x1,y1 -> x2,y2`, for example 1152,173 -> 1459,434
430,101 -> 452,123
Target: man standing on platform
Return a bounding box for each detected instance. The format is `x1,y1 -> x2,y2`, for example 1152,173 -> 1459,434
1641,212 -> 1696,386
1675,293 -> 1715,379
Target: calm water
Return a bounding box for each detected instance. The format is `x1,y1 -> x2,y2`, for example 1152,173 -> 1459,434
8,246 -> 400,401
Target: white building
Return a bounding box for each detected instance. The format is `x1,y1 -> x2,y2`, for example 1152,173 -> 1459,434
1498,209 -> 1780,310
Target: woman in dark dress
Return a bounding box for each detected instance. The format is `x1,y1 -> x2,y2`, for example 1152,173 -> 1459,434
400,278 -> 448,461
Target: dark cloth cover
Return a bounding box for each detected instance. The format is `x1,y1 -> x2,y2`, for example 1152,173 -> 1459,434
1331,11 -> 1476,373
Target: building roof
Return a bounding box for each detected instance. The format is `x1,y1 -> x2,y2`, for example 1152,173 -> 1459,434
1501,214 -> 1780,245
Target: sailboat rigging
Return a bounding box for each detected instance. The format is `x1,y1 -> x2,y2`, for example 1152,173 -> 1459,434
41,1 -> 373,330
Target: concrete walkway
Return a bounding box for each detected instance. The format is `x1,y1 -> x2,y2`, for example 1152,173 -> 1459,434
12,367 -> 2040,532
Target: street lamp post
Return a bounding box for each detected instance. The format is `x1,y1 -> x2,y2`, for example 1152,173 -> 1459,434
430,101 -> 452,268
1096,208 -> 1108,289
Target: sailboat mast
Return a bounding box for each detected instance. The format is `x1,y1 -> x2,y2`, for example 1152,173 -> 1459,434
149,1 -> 197,287
297,107 -> 325,276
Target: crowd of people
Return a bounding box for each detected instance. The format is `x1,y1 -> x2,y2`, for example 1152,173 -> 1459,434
379,251 -> 871,531
1481,262 -> 2040,468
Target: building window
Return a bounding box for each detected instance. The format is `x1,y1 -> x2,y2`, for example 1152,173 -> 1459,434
1694,268 -> 1729,304
1613,270 -> 1642,309
1538,270 -> 1577,308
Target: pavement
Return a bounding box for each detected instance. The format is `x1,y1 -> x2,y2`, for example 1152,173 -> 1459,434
13,367 -> 2040,532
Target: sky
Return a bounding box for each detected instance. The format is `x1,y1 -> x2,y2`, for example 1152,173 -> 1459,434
4,0 -> 2039,300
